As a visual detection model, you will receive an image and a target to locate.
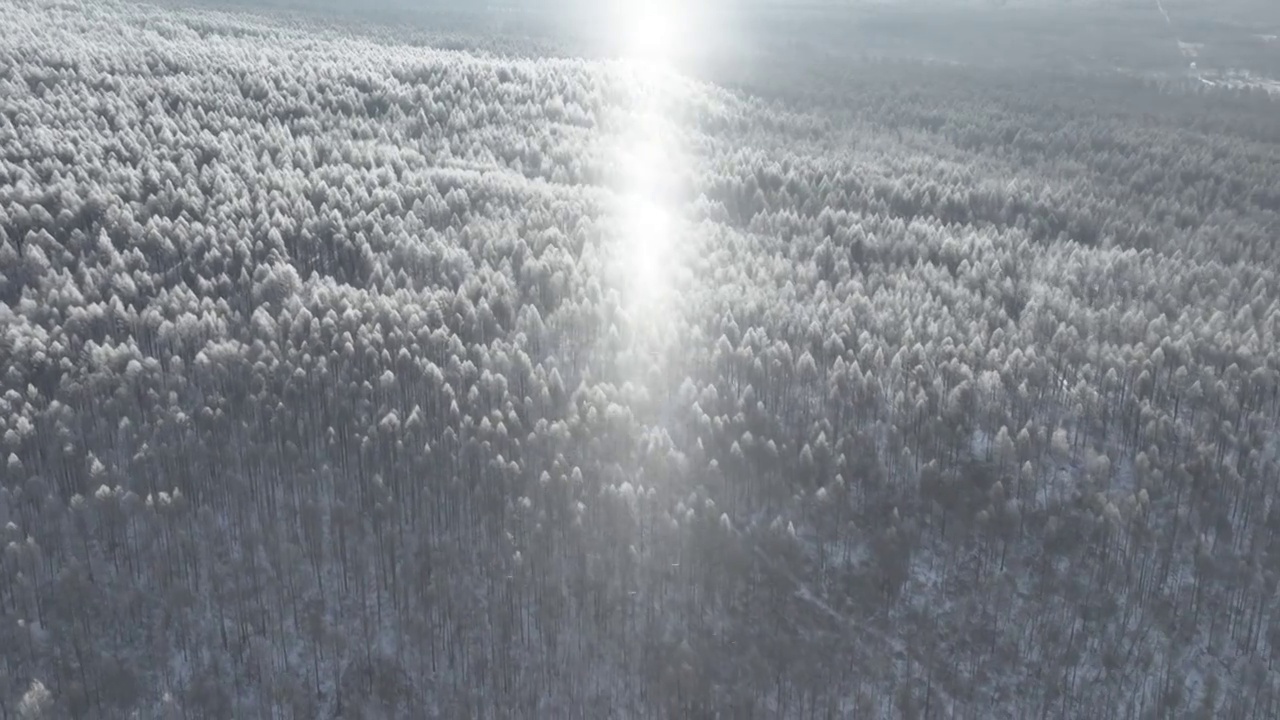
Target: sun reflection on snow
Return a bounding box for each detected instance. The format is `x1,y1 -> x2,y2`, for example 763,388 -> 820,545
611,0 -> 686,324
604,0 -> 695,445
618,131 -> 675,312
617,0 -> 685,66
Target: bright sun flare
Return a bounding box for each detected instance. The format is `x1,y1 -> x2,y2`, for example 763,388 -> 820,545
623,190 -> 672,308
618,0 -> 685,65
608,0 -> 691,324
618,129 -> 675,312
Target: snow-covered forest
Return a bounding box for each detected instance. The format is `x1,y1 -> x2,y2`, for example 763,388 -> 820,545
1,0 -> 1279,717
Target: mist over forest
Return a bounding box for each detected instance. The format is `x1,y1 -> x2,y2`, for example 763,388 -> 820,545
1,0 -> 1278,717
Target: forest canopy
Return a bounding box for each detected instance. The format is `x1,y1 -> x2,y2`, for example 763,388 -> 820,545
1,0 -> 1279,718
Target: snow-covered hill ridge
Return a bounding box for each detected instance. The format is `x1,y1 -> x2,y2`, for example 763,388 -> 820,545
2,0 -> 1280,717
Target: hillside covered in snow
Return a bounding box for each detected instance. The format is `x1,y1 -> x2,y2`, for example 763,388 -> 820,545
2,0 -> 1280,717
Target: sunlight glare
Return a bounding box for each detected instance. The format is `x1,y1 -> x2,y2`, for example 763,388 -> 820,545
611,114 -> 685,396
621,166 -> 673,311
617,0 -> 687,66
605,0 -> 693,353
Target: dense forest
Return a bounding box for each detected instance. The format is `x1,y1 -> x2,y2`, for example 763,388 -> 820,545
2,0 -> 1279,717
